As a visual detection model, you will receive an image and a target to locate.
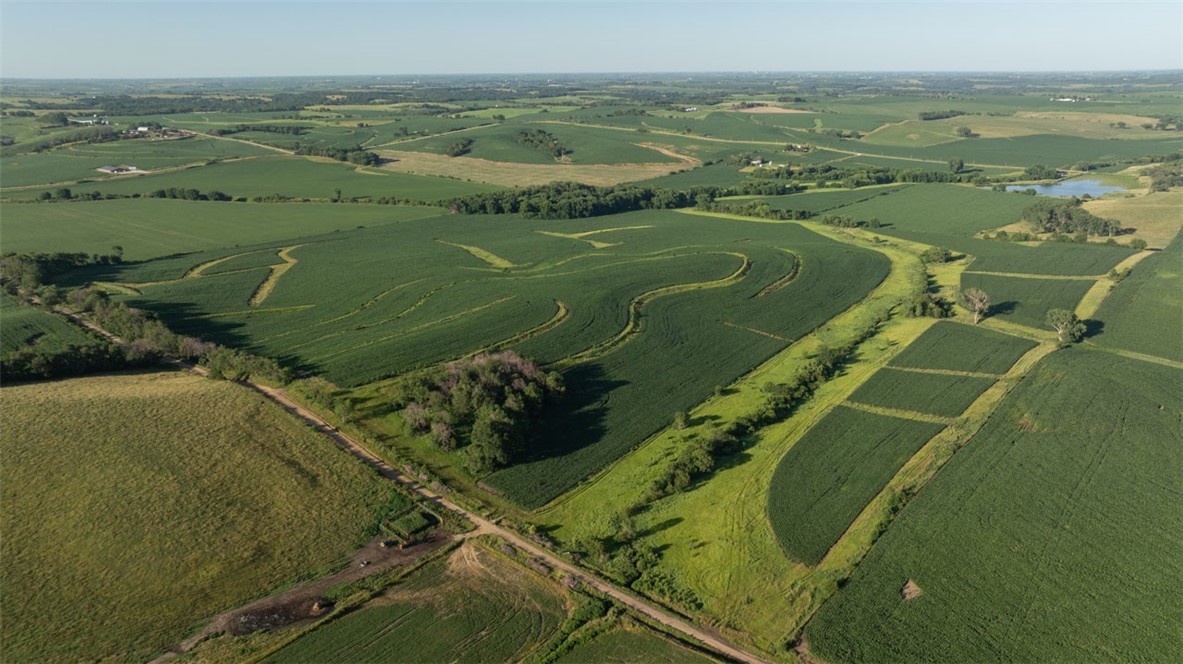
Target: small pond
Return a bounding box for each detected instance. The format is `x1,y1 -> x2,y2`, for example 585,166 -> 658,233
1003,179 -> 1126,197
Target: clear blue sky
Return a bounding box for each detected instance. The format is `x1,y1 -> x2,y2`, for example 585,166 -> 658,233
2,1 -> 1180,78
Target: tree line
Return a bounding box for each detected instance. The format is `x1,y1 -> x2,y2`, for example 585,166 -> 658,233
1022,198 -> 1122,236
293,143 -> 381,165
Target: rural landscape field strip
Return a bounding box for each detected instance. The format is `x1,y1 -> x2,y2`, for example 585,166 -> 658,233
767,406 -> 947,565
846,367 -> 998,418
807,349 -> 1183,663
1091,233 -> 1183,362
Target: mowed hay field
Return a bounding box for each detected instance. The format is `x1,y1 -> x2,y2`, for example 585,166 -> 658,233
267,543 -> 568,663
0,372 -> 389,662
807,349 -> 1183,662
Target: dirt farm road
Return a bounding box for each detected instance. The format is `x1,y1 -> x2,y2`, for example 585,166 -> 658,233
66,310 -> 769,664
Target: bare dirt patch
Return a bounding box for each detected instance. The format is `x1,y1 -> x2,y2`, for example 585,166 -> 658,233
376,147 -> 700,187
151,531 -> 452,662
902,579 -> 924,601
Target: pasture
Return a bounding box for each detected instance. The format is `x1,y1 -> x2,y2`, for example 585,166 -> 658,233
0,371 -> 389,662
807,350 -> 1183,663
266,543 -> 568,663
767,406 -> 946,565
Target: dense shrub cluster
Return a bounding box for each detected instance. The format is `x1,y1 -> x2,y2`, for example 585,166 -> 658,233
918,110 -> 968,120
516,129 -> 571,159
1022,198 -> 1121,236
293,144 -> 381,165
391,351 -> 564,474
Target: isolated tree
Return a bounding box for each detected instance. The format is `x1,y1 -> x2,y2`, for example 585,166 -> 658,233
955,126 -> 974,138
673,410 -> 689,430
958,287 -> 991,324
1046,308 -> 1086,346
948,158 -> 964,174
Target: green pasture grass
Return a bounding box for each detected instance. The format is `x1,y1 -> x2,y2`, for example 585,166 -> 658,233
959,273 -> 1097,329
1084,189 -> 1183,249
1093,234 -> 1183,362
0,293 -> 96,354
847,368 -> 997,418
807,349 -> 1183,663
887,320 -> 1037,374
555,625 -> 717,664
4,156 -> 501,203
0,198 -> 445,260
0,371 -> 389,662
0,137 -> 274,187
767,406 -> 946,565
267,543 -> 567,663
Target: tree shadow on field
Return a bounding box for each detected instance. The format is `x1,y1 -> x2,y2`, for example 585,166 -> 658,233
523,362 -> 624,462
640,517 -> 683,538
989,300 -> 1018,317
1083,318 -> 1105,339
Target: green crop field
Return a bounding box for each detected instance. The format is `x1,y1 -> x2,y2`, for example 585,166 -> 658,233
89,210 -> 888,507
959,273 -> 1096,328
555,626 -> 717,663
887,321 -> 1037,374
835,184 -> 1033,236
0,137 -> 276,187
1093,234 -> 1183,362
267,544 -> 568,663
0,371 -> 389,662
847,367 -> 997,417
757,185 -> 910,214
767,406 -> 946,565
0,293 -> 95,354
0,199 -> 446,260
392,122 -> 682,165
807,350 -> 1183,662
4,156 -> 501,203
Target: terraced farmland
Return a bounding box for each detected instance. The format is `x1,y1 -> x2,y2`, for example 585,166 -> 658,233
97,210 -> 887,507
807,350 -> 1183,662
767,406 -> 946,565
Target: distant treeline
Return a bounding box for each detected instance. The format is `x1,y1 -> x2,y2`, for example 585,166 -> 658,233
293,144 -> 381,165
749,162 -> 980,187
210,124 -> 311,136
918,110 -> 969,121
446,180 -> 806,220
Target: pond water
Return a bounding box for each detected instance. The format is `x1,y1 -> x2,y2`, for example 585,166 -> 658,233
1003,179 -> 1125,197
